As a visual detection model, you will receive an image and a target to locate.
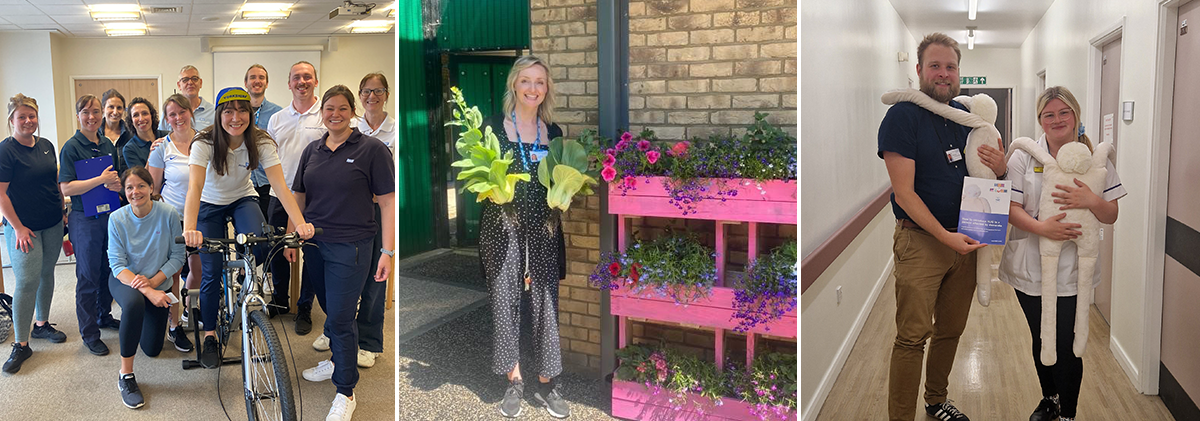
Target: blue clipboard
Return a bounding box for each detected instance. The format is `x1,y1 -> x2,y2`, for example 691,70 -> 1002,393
74,155 -> 120,216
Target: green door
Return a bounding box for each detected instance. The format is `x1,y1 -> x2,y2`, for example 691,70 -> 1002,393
451,57 -> 516,246
394,0 -> 436,258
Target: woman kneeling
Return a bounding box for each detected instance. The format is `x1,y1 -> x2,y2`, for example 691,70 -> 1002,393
106,166 -> 186,409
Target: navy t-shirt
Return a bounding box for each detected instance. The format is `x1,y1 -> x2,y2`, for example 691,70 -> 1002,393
292,129 -> 395,243
123,129 -> 168,170
60,130 -> 118,213
0,137 -> 62,231
877,100 -> 972,229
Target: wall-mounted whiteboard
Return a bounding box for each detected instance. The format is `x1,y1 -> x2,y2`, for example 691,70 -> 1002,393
212,48 -> 322,116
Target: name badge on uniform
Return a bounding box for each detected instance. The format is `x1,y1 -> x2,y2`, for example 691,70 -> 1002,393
945,148 -> 963,163
1034,166 -> 1043,173
530,149 -> 549,163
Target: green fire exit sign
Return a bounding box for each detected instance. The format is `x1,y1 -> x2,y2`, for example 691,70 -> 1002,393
960,76 -> 987,85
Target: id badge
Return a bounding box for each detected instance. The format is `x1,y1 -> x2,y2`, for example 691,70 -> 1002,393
530,149 -> 549,163
945,148 -> 963,163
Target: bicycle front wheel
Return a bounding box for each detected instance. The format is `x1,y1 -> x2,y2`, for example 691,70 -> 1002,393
244,309 -> 297,421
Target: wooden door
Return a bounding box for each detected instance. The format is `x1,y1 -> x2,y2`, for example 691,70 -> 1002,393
1095,37 -> 1121,324
74,78 -> 159,130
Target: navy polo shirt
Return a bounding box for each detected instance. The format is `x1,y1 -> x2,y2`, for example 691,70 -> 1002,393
60,130 -> 118,213
877,100 -> 972,229
292,128 -> 394,243
123,129 -> 168,169
0,137 -> 62,231
100,121 -> 134,177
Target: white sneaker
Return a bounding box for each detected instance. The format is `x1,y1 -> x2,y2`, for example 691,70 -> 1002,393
357,349 -> 376,368
325,393 -> 356,421
303,359 -> 334,382
313,334 -> 330,351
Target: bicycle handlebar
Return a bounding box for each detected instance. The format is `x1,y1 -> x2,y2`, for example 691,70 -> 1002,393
175,227 -> 323,246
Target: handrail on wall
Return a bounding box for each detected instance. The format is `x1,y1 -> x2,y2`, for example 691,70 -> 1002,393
800,187 -> 893,293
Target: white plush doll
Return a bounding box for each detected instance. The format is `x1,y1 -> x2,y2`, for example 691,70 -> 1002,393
881,89 -> 1003,306
1007,137 -> 1115,365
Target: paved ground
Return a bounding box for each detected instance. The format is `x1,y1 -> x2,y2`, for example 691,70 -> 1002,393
397,250 -> 615,420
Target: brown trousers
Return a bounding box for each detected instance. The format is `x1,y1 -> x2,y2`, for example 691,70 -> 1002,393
888,225 -> 977,421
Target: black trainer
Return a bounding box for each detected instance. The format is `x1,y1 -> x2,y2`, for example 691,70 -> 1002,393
499,378 -> 524,418
168,326 -> 193,352
534,379 -> 571,419
118,373 -> 145,409
30,322 -> 67,343
1029,396 -> 1060,421
99,317 -> 121,331
294,306 -> 312,335
85,338 -> 110,356
2,342 -> 32,374
926,400 -> 970,421
200,336 -> 220,368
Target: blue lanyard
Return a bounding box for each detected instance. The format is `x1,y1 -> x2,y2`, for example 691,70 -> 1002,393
511,111 -> 542,171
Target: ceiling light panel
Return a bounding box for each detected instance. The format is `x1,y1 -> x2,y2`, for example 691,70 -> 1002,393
241,3 -> 292,19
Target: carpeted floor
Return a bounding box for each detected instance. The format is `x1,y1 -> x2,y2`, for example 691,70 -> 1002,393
0,243 -> 396,420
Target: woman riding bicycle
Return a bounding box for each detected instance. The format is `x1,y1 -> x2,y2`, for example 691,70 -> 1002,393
291,85 -> 395,421
107,166 -> 186,409
181,87 -> 313,369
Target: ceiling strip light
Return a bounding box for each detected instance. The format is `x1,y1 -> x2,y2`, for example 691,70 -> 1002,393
242,10 -> 290,20
91,11 -> 141,21
967,28 -> 976,50
968,0 -> 978,20
230,21 -> 271,35
104,22 -> 147,36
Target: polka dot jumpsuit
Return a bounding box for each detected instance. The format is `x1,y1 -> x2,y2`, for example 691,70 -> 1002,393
478,115 -> 568,379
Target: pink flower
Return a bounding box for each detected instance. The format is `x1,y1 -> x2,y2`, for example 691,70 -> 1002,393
615,139 -> 630,151
620,132 -> 633,143
601,166 -> 617,182
623,176 -> 637,189
636,139 -> 651,151
605,147 -> 616,156
670,141 -> 690,156
645,150 -> 660,164
603,153 -> 616,166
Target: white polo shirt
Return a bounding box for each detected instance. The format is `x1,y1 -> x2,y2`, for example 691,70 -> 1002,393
355,114 -> 397,155
998,135 -> 1127,296
266,99 -> 325,198
189,135 -> 281,206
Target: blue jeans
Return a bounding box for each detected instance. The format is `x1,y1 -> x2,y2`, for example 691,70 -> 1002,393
196,196 -> 267,331
305,237 -> 372,396
69,210 -> 113,343
4,221 -> 63,343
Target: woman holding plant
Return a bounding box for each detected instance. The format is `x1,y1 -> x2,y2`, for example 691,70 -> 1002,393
477,55 -> 571,419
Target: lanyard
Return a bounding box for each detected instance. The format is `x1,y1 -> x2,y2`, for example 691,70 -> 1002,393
511,111 -> 542,171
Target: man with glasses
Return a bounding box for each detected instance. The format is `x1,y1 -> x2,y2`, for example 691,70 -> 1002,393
158,65 -> 214,131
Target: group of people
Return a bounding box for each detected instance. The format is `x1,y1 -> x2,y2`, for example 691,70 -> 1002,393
0,61 -> 397,421
879,33 -> 1126,421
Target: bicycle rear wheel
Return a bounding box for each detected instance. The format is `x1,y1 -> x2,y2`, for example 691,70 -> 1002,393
244,309 -> 297,421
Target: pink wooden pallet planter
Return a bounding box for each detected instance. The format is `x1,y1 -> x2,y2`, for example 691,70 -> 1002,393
612,380 -> 796,421
611,285 -> 797,337
608,177 -> 797,224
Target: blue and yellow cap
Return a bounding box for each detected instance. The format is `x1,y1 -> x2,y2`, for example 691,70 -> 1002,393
216,87 -> 250,106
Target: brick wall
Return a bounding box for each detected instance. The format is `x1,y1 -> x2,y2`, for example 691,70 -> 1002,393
530,0 -> 797,374
628,0 -> 797,139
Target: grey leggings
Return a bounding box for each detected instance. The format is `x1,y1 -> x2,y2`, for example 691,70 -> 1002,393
3,221 -> 63,343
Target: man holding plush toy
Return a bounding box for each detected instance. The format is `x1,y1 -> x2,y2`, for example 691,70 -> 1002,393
877,33 -> 1006,421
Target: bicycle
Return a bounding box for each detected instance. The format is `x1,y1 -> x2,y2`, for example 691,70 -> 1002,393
176,225 -> 320,421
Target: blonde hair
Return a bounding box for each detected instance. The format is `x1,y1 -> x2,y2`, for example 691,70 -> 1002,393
7,93 -> 38,136
501,55 -> 556,124
1036,86 -> 1092,151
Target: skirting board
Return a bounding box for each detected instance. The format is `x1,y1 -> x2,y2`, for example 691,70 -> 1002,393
1110,334 -> 1142,393
801,258 -> 895,421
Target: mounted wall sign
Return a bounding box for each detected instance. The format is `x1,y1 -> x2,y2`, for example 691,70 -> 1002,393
960,76 -> 988,85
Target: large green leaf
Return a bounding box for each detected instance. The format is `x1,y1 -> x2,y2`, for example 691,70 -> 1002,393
561,139 -> 588,170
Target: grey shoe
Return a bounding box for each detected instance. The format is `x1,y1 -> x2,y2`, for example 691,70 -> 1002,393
118,373 -> 145,409
534,380 -> 571,419
499,379 -> 524,418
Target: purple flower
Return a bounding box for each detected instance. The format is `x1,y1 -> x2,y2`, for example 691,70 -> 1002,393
637,139 -> 651,151
646,150 -> 660,164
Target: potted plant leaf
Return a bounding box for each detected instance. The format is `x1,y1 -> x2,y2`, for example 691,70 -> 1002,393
537,129 -> 601,213
445,86 -> 529,205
